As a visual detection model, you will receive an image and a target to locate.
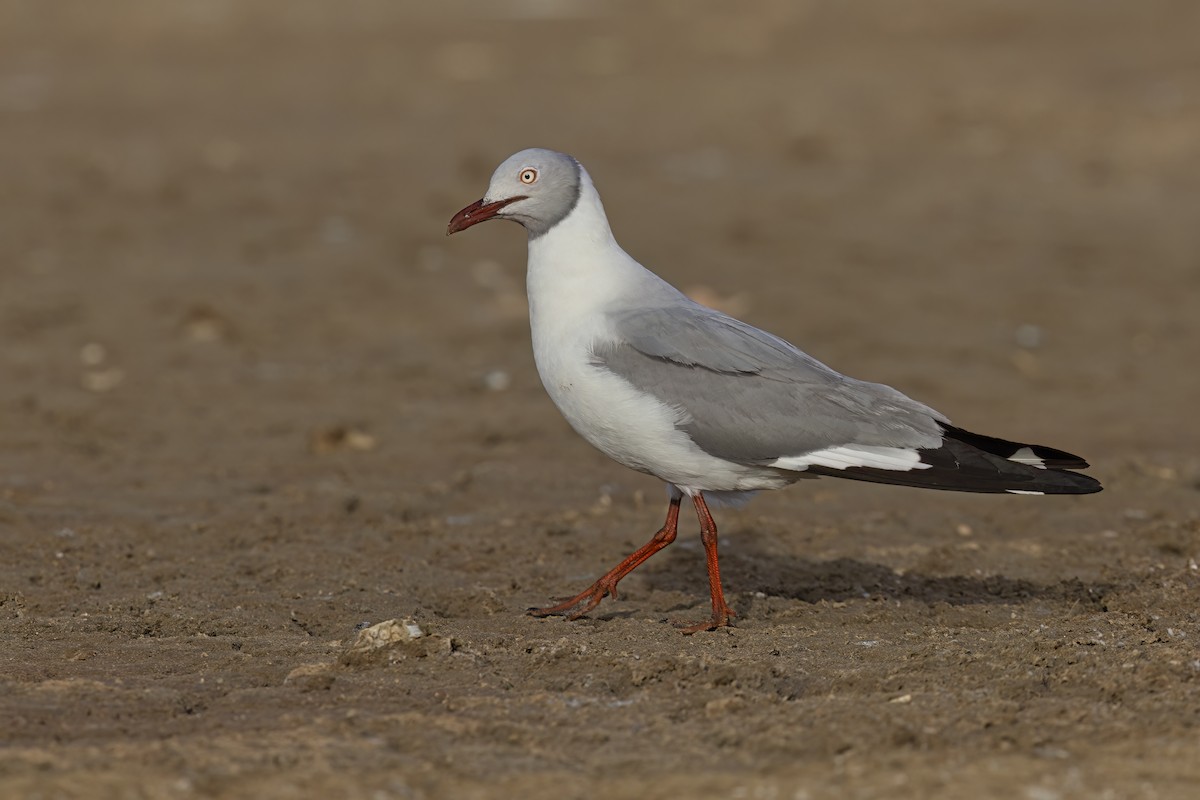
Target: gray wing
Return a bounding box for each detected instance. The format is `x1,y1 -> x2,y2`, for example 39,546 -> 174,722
596,303 -> 948,464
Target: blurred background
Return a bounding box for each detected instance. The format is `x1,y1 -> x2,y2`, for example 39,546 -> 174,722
3,0 -> 1197,492
2,1 -> 1199,797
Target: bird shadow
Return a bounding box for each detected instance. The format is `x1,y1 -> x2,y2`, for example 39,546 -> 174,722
646,542 -> 1112,610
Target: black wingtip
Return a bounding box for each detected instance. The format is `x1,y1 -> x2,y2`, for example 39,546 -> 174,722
808,462 -> 1102,495
1025,467 -> 1103,495
941,425 -> 1091,470
805,426 -> 1102,495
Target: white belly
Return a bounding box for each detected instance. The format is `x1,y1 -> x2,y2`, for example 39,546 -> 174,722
530,330 -> 787,495
523,211 -> 790,495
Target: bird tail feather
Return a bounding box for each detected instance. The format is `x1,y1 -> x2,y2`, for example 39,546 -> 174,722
803,425 -> 1102,496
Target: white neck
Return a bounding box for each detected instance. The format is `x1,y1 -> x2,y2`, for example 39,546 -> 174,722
529,171 -> 617,267
526,170 -> 678,321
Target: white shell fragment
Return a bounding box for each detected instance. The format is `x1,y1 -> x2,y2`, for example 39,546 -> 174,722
345,618 -> 427,655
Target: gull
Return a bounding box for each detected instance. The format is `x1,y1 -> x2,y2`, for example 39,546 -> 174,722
447,148 -> 1101,633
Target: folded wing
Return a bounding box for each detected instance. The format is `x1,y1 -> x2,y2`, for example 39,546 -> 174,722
596,303 -> 1100,495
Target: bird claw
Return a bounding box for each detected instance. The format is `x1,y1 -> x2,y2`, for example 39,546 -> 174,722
526,603 -> 575,618
526,584 -> 612,620
671,603 -> 736,634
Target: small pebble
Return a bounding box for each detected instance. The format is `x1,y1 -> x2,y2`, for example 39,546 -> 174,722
79,342 -> 107,366
82,368 -> 124,392
1015,323 -> 1043,349
483,369 -> 511,391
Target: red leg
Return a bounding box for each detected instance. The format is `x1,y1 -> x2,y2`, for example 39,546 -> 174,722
528,494 -> 682,620
675,493 -> 736,634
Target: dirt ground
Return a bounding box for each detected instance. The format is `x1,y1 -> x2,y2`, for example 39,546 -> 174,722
2,1 -> 1199,798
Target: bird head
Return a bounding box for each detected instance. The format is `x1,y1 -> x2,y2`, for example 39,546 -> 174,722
447,148 -> 582,238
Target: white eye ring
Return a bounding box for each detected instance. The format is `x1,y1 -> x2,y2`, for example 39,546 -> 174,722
519,168 -> 538,185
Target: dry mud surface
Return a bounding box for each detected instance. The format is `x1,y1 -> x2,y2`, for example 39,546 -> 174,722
2,2 -> 1199,798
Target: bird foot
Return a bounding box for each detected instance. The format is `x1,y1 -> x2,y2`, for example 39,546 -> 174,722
526,581 -> 614,620
671,604 -> 736,635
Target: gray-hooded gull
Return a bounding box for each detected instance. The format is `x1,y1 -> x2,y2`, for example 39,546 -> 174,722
447,148 -> 1101,634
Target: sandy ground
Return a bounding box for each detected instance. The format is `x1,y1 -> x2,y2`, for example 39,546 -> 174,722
2,1 -> 1199,798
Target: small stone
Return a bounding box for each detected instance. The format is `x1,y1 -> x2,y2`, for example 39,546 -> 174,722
285,662 -> 334,685
74,568 -> 101,590
79,342 -> 107,366
181,305 -> 233,342
704,696 -> 745,718
339,618 -> 443,669
483,369 -> 511,392
81,368 -> 124,392
1015,323 -> 1043,349
310,426 -> 376,454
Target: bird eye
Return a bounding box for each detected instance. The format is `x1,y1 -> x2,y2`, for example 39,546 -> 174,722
519,168 -> 538,185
